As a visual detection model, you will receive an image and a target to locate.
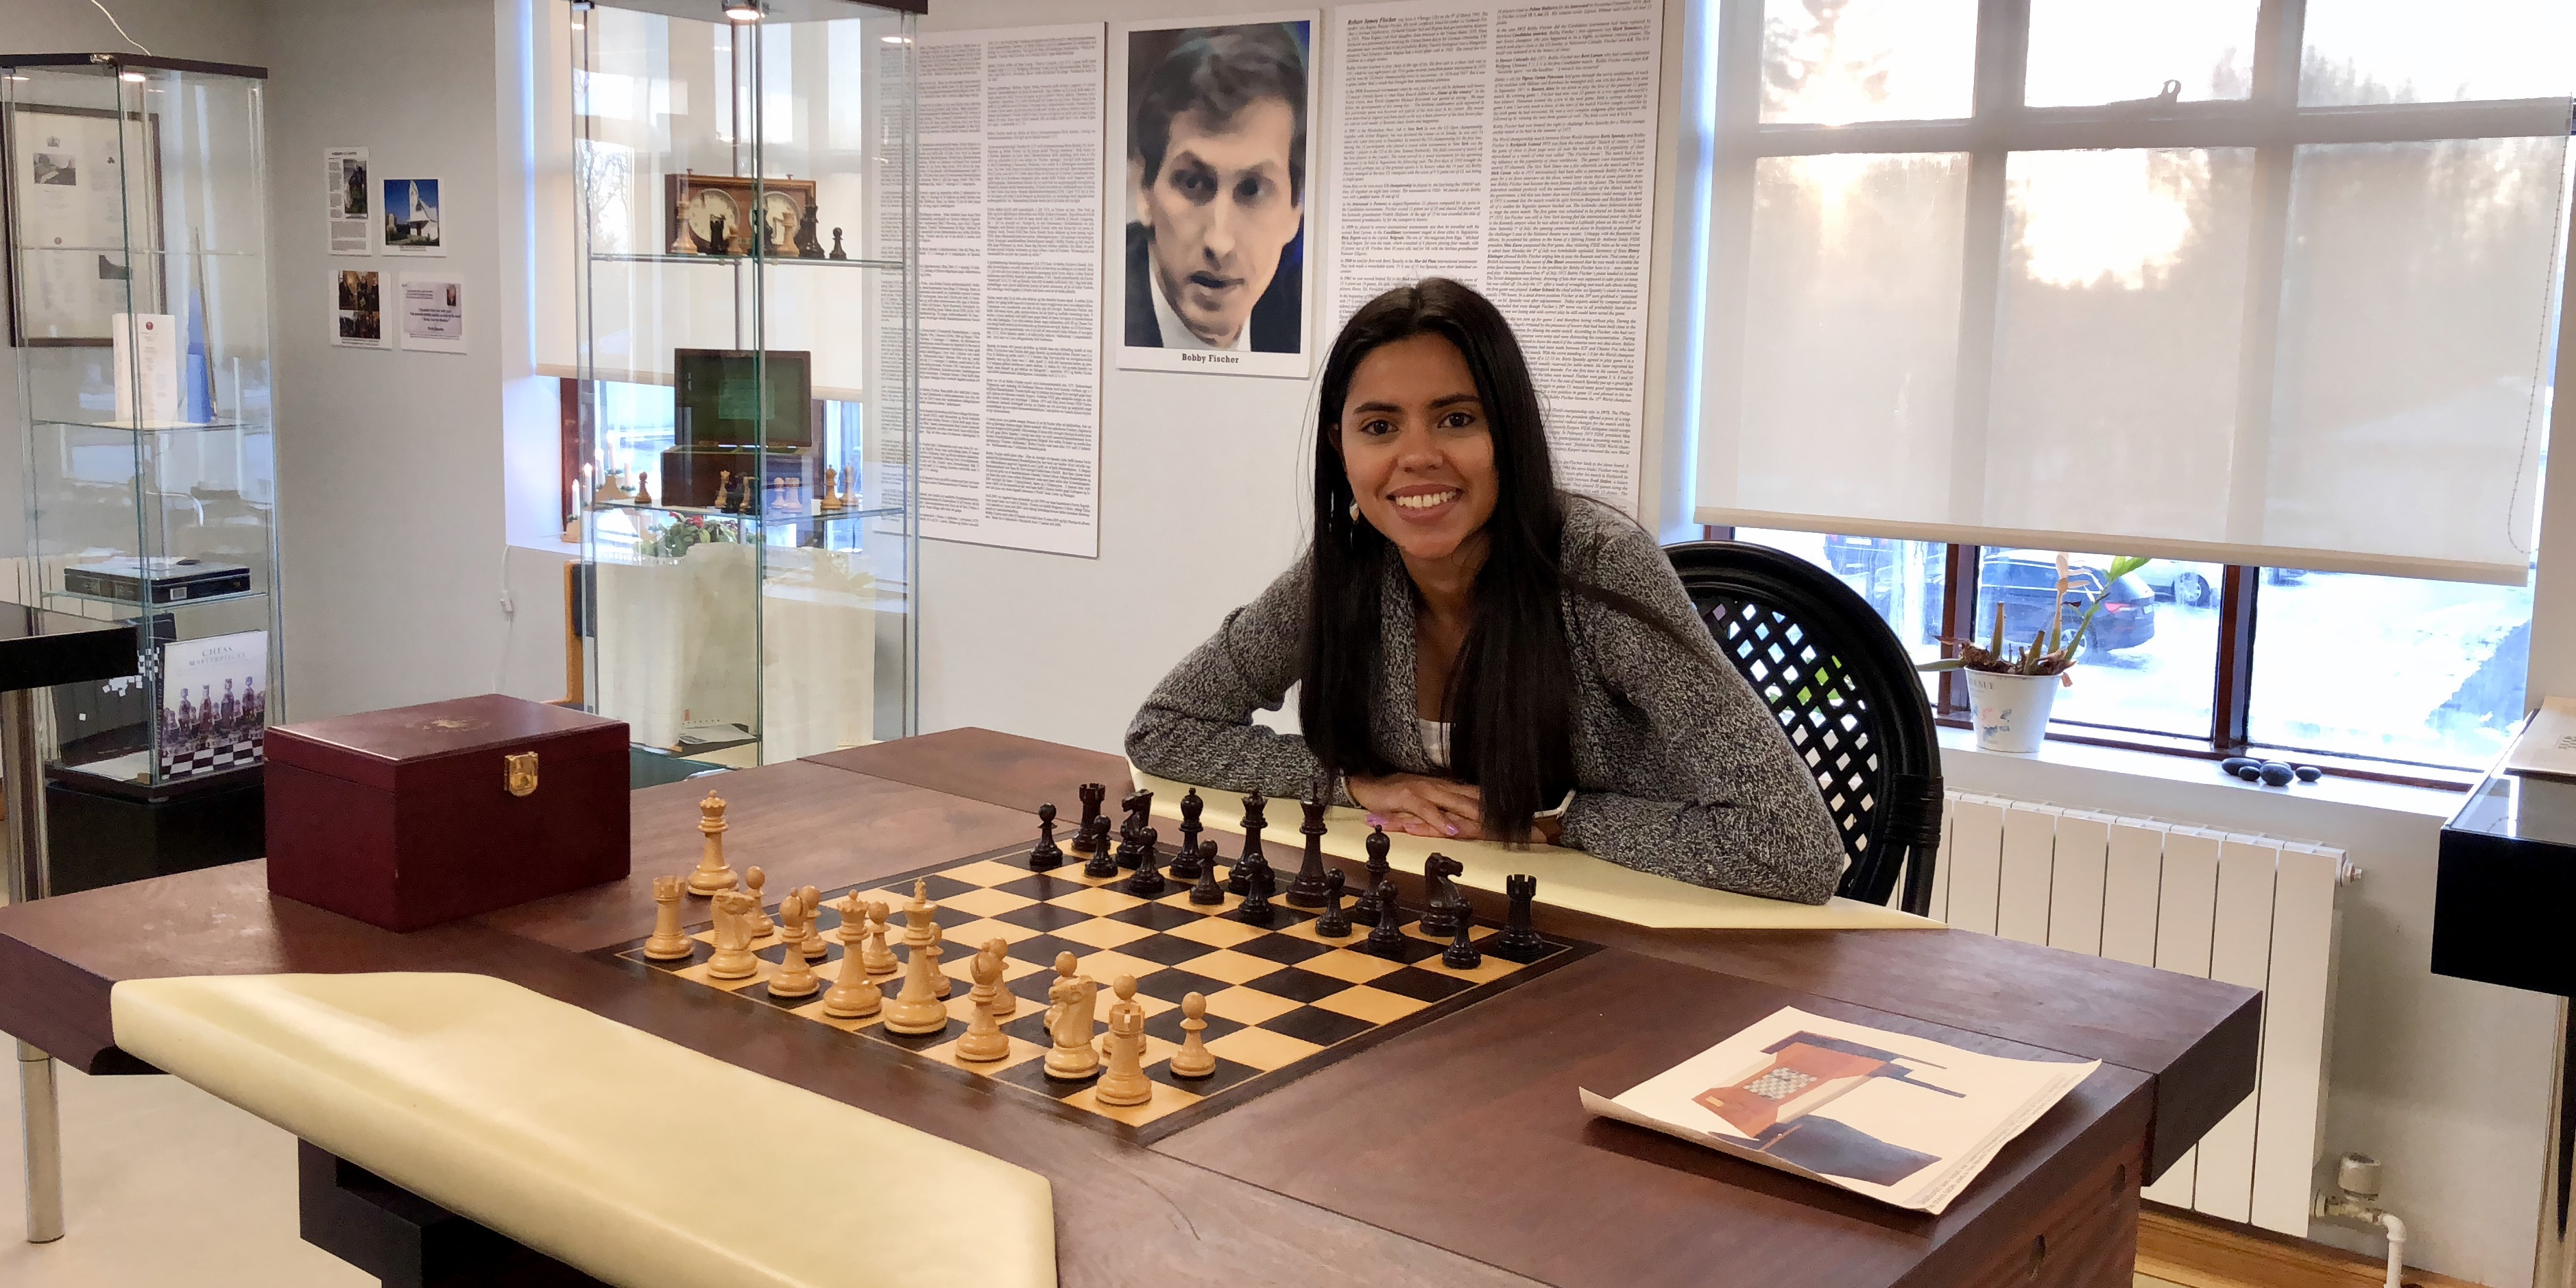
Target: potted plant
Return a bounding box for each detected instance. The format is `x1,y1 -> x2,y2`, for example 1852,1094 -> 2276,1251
1924,555 -> 2147,753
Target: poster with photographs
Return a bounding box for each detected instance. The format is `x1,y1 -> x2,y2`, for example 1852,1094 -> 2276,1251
3,103 -> 163,346
325,146 -> 370,254
156,630 -> 269,780
397,272 -> 467,353
381,176 -> 446,254
332,269 -> 385,348
1111,14 -> 1316,379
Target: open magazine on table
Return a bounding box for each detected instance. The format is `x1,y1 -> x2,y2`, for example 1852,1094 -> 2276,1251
1579,1006 -> 2099,1215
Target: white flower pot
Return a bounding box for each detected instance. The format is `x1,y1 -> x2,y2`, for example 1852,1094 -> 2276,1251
1965,669 -> 2060,754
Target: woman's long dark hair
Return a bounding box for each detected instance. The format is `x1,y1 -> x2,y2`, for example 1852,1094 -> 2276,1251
1299,279 -> 1577,840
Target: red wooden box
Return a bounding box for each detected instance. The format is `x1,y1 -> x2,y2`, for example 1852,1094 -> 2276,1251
264,694 -> 630,931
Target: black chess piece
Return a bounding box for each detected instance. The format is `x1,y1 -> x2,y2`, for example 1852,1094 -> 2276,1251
1314,870 -> 1351,938
1117,790 -> 1153,869
1495,873 -> 1544,961
1364,885 -> 1408,957
1082,815 -> 1121,879
1028,802 -> 1063,871
1442,888 -> 1482,970
1125,826 -> 1166,896
1233,851 -> 1276,926
1351,826 -> 1393,926
1231,790 -> 1268,894
1286,797 -> 1332,908
1072,783 -> 1106,855
1172,789 -> 1205,876
704,212 -> 730,254
828,226 -> 849,259
793,205 -> 825,257
1188,840 -> 1227,905
1415,853 -> 1461,939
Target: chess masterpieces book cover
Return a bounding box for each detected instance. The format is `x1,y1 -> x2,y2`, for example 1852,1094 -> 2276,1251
1579,1006 -> 2099,1214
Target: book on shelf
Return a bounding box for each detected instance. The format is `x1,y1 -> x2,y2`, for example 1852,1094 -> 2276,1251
2502,695 -> 2576,782
63,557 -> 252,605
1578,1006 -> 2098,1214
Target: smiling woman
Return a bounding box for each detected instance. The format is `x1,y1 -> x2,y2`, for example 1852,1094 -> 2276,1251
1124,280 -> 1849,904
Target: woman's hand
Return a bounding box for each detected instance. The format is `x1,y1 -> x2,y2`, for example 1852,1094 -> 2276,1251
1347,774 -> 1484,839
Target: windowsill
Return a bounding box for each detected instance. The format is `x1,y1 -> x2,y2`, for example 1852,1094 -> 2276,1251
1935,725 -> 2466,822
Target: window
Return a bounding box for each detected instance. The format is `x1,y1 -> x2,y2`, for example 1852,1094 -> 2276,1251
1691,0 -> 2571,775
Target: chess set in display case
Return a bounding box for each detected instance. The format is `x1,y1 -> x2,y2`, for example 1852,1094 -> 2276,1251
1,53 -> 284,889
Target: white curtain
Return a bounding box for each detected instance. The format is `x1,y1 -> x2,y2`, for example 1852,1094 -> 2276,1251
1694,0 -> 2575,584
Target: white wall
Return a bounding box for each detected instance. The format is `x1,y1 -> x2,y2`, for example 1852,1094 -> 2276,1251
256,0 -> 566,718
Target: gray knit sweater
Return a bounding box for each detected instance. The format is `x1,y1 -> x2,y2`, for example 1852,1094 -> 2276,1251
1124,498 -> 1847,904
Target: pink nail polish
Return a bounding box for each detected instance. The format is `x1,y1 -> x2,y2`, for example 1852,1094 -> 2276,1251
1367,815 -> 1384,827
1445,825 -> 1459,837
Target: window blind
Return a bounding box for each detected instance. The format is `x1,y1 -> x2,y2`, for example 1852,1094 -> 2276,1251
1692,0 -> 2576,585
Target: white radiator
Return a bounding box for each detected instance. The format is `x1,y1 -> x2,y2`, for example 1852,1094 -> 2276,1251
1931,791 -> 2352,1236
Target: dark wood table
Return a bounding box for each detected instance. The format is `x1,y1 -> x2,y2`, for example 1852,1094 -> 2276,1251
0,728 -> 2260,1288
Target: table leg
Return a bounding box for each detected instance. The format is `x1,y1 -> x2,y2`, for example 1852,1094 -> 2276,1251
2538,1001 -> 2576,1288
16,1040 -> 61,1243
4,685 -> 62,1244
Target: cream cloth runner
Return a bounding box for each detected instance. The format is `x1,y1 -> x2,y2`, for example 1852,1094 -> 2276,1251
1130,765 -> 1936,931
112,973 -> 1055,1288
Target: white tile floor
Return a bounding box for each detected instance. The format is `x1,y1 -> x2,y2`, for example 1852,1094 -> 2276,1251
0,1057 -> 2200,1287
0,1058 -> 364,1287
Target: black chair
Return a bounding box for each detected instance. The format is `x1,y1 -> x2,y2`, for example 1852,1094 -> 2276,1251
1663,541 -> 1944,914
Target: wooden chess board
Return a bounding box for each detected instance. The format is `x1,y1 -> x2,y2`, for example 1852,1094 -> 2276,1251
595,840 -> 1593,1142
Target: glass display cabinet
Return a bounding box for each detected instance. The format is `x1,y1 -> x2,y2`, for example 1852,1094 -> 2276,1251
0,53 -> 279,887
570,0 -> 917,778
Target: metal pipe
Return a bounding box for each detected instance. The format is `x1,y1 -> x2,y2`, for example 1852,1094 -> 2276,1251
2,685 -> 62,1243
15,1041 -> 60,1243
2538,999 -> 2576,1288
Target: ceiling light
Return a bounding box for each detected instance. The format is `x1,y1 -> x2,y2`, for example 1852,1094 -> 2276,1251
879,34 -> 911,43
118,70 -> 146,83
723,0 -> 764,21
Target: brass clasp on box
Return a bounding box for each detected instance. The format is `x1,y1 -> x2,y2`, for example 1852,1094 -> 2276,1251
504,752 -> 539,798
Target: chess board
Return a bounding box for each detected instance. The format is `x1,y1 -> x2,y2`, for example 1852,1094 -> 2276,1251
595,840 -> 1592,1142
160,731 -> 265,779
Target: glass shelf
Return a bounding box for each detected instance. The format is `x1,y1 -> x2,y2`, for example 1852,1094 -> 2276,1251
587,499 -> 902,523
10,245 -> 263,258
33,418 -> 260,435
590,252 -> 905,270
40,586 -> 268,616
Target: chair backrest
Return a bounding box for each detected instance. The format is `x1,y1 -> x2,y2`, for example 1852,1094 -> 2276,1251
1663,541 -> 1944,914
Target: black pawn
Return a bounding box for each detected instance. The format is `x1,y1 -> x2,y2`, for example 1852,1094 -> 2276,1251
1177,789 -> 1205,866
1364,887 -> 1408,957
1188,841 -> 1227,905
1351,826 -> 1393,926
1028,802 -> 1063,870
1233,856 -> 1276,926
1126,826 -> 1166,896
1495,873 -> 1544,960
1415,854 -> 1461,939
1082,815 -> 1120,879
1314,870 -> 1351,938
1443,894 -> 1482,970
